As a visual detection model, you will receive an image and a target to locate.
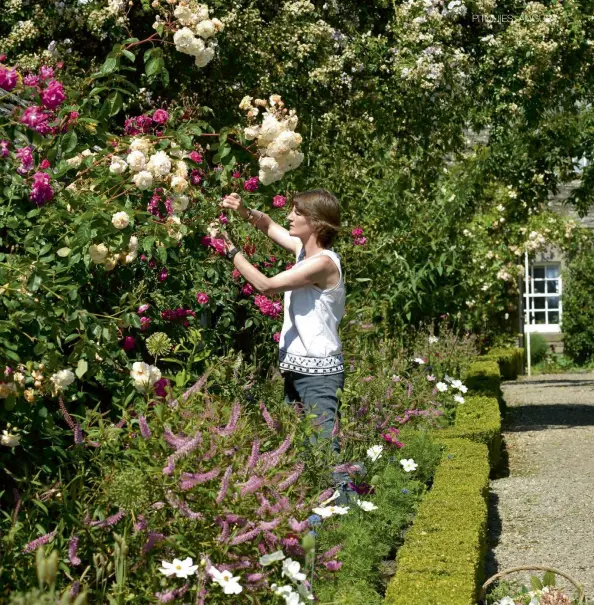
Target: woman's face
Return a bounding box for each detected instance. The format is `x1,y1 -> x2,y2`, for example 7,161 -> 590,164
287,205 -> 314,240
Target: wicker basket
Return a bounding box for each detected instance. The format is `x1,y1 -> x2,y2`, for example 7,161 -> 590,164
480,565 -> 586,604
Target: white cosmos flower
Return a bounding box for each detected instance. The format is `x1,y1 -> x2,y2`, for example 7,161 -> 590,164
320,490 -> 341,506
367,444 -> 383,462
259,550 -> 286,566
428,335 -> 439,344
109,156 -> 127,174
311,505 -> 349,518
454,394 -> 465,404
208,566 -> 243,595
497,598 -> 515,605
111,211 -> 130,230
444,374 -> 453,383
436,382 -> 448,392
133,170 -> 153,190
451,379 -> 463,389
1,430 -> 20,447
281,558 -> 306,583
356,499 -> 378,511
126,150 -> 146,172
458,384 -> 468,393
159,557 -> 198,578
50,369 -> 75,391
400,458 -> 418,473
413,357 -> 425,364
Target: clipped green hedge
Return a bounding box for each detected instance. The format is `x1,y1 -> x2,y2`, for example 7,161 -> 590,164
438,395 -> 501,468
464,359 -> 501,400
482,347 -> 525,380
384,438 -> 490,605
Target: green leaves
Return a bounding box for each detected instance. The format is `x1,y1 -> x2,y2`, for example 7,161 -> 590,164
75,359 -> 88,379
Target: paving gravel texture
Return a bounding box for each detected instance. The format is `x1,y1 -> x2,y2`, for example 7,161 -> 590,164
486,372 -> 594,602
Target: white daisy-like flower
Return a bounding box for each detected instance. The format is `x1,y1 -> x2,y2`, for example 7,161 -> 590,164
208,566 -> 242,594
366,444 -> 384,462
413,357 -> 425,364
281,558 -> 306,583
311,505 -> 350,518
159,557 -> 198,578
356,499 -> 378,512
428,335 -> 439,344
454,394 -> 465,404
259,550 -> 286,566
400,458 -> 418,472
451,379 -> 463,389
436,382 -> 448,392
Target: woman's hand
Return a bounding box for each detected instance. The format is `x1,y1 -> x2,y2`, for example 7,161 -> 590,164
220,193 -> 249,220
220,231 -> 237,255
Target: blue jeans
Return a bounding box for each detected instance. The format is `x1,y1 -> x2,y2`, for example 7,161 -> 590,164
283,370 -> 345,454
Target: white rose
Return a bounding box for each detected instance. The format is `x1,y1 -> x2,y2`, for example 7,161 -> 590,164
244,126 -> 260,140
194,4 -> 210,22
126,150 -> 146,172
259,156 -> 280,173
174,5 -> 193,24
111,211 -> 130,230
147,151 -> 172,177
266,139 -> 291,158
1,430 -> 20,447
109,156 -> 128,175
194,47 -> 215,67
103,256 -> 118,271
258,113 -> 285,145
89,243 -> 109,264
129,137 -> 152,155
172,194 -> 189,213
239,95 -> 253,110
275,129 -> 302,150
286,111 -> 299,131
195,19 -> 216,39
124,250 -> 138,264
184,36 -> 206,57
130,362 -> 161,392
175,160 -> 188,178
173,27 -> 196,51
259,167 -> 284,186
50,369 -> 75,391
211,17 -> 224,32
129,236 -> 139,252
66,155 -> 83,168
170,176 -> 189,193
133,170 -> 153,190
276,150 -> 304,172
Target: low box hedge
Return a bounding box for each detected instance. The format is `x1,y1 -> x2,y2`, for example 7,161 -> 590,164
482,347 -> 525,381
464,359 -> 502,399
384,438 -> 490,605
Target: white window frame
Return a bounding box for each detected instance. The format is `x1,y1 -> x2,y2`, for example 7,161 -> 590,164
524,262 -> 562,333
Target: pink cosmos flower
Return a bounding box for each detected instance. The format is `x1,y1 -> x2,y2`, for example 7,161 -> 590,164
189,151 -> 203,163
273,195 -> 287,208
39,66 -> 54,79
152,109 -> 169,124
196,292 -> 209,304
243,176 -> 259,192
273,332 -> 281,343
324,561 -> 343,572
351,227 -> 364,237
41,80 -> 65,109
382,427 -> 405,448
0,67 -> 17,91
122,336 -> 136,351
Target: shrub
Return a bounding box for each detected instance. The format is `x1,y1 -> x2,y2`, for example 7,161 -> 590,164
482,347 -> 524,380
527,333 -> 549,365
384,438 -> 490,605
463,360 -> 501,400
561,249 -> 594,364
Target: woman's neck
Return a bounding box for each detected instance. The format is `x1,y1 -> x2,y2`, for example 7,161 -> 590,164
301,235 -> 326,259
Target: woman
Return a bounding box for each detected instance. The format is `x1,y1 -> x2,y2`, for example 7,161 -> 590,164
219,189 -> 345,455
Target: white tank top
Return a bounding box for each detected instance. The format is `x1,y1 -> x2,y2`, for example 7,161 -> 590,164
279,245 -> 345,375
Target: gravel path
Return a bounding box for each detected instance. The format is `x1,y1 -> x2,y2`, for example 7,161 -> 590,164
486,372 -> 594,600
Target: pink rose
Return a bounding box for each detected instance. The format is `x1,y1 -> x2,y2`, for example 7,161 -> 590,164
122,336 -> 136,351
273,332 -> 281,343
41,80 -> 66,110
137,304 -> 150,314
272,195 -> 287,208
242,283 -> 254,296
152,109 -> 169,124
40,159 -> 50,169
189,151 -> 203,163
196,292 -> 209,304
243,177 -> 259,192
354,236 -> 367,246
39,66 -> 54,79
351,227 -> 364,237
0,67 -> 17,91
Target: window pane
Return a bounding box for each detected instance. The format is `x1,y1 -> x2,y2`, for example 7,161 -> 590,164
547,281 -> 559,294
533,298 -> 546,310
533,312 -> 546,324
546,265 -> 560,278
533,267 -> 545,279
549,311 -> 560,324
533,281 -> 546,294
548,296 -> 560,309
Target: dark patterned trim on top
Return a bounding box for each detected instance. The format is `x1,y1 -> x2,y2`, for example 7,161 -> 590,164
279,350 -> 344,375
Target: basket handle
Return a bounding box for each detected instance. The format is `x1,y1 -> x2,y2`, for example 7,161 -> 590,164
480,565 -> 585,603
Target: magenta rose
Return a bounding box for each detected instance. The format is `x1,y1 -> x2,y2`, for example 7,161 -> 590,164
196,292 -> 209,305
272,195 -> 287,208
39,66 -> 54,79
243,177 -> 259,192
122,336 -> 136,351
152,109 -> 169,124
351,227 -> 364,237
153,378 -> 169,398
41,80 -> 66,110
0,67 -> 17,91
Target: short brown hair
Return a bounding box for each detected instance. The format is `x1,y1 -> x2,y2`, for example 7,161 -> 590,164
292,189 -> 341,248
